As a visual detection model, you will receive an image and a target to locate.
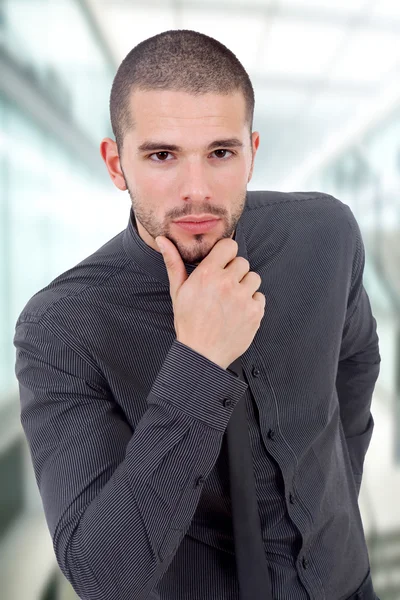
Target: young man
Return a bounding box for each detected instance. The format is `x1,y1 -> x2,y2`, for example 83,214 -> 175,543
14,30 -> 381,600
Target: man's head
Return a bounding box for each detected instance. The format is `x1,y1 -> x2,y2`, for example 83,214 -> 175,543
101,29 -> 260,266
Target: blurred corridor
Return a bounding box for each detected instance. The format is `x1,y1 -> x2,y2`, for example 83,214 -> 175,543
0,0 -> 399,599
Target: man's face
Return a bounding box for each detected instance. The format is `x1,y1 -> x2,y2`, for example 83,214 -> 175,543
101,88 -> 260,266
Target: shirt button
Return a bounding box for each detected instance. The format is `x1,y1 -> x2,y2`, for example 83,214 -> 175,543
302,556 -> 309,569
195,476 -> 205,488
267,428 -> 276,440
252,366 -> 260,377
223,398 -> 233,408
289,492 -> 294,504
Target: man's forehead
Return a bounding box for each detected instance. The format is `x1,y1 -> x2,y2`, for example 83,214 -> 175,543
127,89 -> 248,144
130,88 -> 246,119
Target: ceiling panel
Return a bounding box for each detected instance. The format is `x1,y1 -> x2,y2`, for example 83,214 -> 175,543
198,0 -> 275,6
370,0 -> 400,18
277,0 -> 368,14
259,20 -> 346,77
329,30 -> 400,84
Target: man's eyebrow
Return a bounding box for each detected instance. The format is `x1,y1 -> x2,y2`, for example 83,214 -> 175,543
137,138 -> 244,153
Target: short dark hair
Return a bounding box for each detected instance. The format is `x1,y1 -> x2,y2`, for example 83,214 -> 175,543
109,29 -> 255,154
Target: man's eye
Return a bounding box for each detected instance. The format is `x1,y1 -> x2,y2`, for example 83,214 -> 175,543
149,152 -> 173,161
213,149 -> 233,159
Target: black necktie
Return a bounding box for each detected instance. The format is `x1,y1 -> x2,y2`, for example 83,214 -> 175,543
226,357 -> 273,600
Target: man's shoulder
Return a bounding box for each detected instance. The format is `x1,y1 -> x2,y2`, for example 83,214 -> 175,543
15,230 -> 130,329
244,189 -> 354,230
242,189 -> 356,261
245,189 -> 350,213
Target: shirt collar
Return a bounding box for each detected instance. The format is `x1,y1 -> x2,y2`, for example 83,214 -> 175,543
122,205 -> 249,285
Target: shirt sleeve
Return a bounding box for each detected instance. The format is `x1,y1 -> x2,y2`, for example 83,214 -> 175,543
335,206 -> 381,495
13,319 -> 248,600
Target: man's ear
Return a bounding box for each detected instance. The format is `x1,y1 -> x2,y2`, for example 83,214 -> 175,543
248,131 -> 260,182
100,138 -> 127,191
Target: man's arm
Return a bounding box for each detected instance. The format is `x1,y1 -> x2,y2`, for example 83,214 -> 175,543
335,206 -> 381,495
14,318 -> 247,600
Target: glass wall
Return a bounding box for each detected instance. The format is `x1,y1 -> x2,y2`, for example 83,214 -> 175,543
0,1 -> 128,598
306,107 -> 400,235
0,0 -> 128,406
2,0 -> 114,144
305,105 -> 400,466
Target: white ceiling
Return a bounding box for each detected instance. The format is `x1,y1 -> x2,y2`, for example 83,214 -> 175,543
87,0 -> 400,189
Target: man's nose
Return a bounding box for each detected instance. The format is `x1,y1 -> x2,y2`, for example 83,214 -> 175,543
179,159 -> 212,201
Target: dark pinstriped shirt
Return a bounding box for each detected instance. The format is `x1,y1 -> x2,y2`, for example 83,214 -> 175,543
14,190 -> 381,600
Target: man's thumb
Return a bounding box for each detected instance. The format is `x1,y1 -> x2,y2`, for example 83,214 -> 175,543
155,236 -> 188,299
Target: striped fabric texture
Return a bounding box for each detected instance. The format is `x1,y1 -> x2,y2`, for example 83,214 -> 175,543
14,190 -> 381,600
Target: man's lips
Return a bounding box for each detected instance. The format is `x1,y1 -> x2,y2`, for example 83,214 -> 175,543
174,219 -> 221,232
174,215 -> 219,223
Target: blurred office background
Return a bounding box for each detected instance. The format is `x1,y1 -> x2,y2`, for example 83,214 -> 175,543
0,0 -> 399,598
